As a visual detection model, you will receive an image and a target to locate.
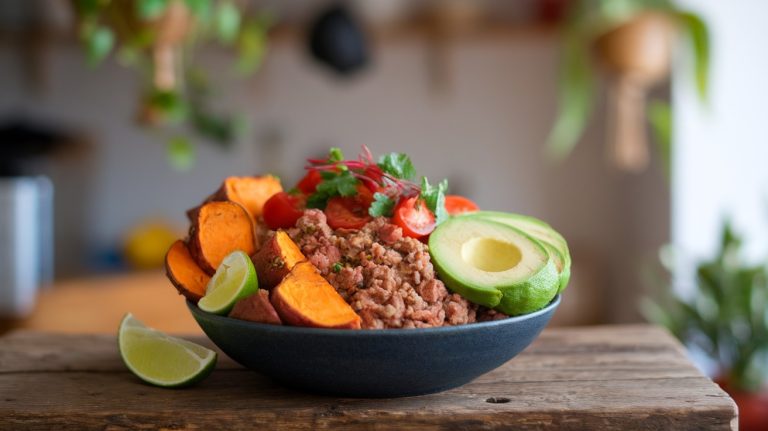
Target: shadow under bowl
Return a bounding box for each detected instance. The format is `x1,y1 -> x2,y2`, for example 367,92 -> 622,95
187,295 -> 560,398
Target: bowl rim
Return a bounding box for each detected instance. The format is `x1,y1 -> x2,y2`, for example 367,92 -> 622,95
187,294 -> 560,337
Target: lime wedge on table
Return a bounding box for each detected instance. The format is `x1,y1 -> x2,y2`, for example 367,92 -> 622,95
118,313 -> 216,388
198,250 -> 258,315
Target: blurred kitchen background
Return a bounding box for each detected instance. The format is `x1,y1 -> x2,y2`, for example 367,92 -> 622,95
1,0 -> 767,407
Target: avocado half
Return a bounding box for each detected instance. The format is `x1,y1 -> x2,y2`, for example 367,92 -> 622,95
466,211 -> 571,293
429,217 -> 560,315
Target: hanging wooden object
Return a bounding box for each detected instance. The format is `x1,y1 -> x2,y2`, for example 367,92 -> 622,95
424,0 -> 484,96
103,0 -> 194,125
595,12 -> 674,172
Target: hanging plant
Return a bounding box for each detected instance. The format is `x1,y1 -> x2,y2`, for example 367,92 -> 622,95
72,0 -> 271,170
547,0 -> 710,173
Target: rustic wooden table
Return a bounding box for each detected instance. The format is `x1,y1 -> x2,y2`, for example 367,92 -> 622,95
0,325 -> 736,430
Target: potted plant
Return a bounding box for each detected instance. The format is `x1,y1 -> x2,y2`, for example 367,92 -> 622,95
548,0 -> 710,172
72,0 -> 271,169
644,224 -> 768,431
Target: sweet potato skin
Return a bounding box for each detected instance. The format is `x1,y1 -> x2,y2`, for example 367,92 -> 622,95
165,240 -> 210,302
188,201 -> 256,275
251,230 -> 306,290
270,262 -> 362,329
228,290 -> 282,325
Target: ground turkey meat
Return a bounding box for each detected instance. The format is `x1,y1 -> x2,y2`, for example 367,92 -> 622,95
288,209 -> 482,329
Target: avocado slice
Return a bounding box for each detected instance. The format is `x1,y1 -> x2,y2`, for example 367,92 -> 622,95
466,211 -> 571,293
429,217 -> 559,315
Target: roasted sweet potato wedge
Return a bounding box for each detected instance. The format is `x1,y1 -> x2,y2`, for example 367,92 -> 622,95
165,240 -> 211,302
209,175 -> 282,219
251,230 -> 306,289
228,290 -> 283,325
188,201 -> 256,274
271,261 -> 361,329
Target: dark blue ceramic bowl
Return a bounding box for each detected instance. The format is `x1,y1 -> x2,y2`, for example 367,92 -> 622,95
188,295 -> 560,398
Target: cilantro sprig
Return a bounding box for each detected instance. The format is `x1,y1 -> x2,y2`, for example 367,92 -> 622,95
420,177 -> 449,224
378,152 -> 416,180
369,192 -> 396,217
305,146 -> 449,223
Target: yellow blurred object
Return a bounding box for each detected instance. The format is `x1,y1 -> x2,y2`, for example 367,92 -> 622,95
123,219 -> 181,270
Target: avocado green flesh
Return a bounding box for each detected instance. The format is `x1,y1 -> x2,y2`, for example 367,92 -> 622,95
466,211 -> 571,293
429,217 -> 558,313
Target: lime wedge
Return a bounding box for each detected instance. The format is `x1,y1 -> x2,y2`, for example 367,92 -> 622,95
118,313 -> 216,388
198,250 -> 258,315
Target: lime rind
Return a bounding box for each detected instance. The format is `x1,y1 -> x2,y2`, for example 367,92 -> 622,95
118,313 -> 217,388
198,250 -> 258,315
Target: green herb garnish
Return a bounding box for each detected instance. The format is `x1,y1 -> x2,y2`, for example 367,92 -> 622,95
420,177 -> 449,225
369,192 -> 396,217
378,152 -> 416,180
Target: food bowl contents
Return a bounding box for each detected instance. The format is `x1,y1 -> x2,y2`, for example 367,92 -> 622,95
271,261 -> 362,329
165,147 -> 570,330
198,250 -> 258,315
289,211 -> 476,328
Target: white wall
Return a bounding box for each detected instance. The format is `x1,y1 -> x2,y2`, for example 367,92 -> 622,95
673,0 -> 768,274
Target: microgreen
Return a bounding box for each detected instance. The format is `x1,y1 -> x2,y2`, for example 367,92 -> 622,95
305,146 -> 450,224
328,147 -> 345,163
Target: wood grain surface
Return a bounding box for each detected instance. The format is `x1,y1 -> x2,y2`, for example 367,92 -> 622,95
0,325 -> 737,430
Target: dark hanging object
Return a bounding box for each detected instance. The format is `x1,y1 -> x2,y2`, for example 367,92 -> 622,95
0,119 -> 71,176
307,4 -> 369,76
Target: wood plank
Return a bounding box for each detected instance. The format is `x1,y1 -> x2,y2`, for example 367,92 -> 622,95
0,326 -> 737,431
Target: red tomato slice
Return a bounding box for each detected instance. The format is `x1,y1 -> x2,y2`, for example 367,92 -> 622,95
296,170 -> 323,194
445,195 -> 479,215
263,192 -> 306,230
393,197 -> 436,238
324,186 -> 374,230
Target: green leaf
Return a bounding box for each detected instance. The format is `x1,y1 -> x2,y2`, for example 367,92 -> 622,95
184,0 -> 211,17
378,153 -> 416,180
137,0 -> 169,20
149,89 -> 188,123
420,177 -> 449,225
74,0 -> 101,16
317,170 -> 358,197
85,26 -> 114,66
167,136 -> 195,171
215,1 -> 241,44
236,18 -> 269,75
546,37 -> 595,159
676,11 -> 710,103
648,99 -> 672,177
328,147 -> 344,163
369,193 -> 395,217
308,170 -> 359,209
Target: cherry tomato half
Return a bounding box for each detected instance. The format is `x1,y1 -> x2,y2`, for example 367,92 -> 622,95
263,192 -> 306,229
296,170 -> 323,195
445,195 -> 479,216
324,186 -> 374,230
393,197 -> 436,238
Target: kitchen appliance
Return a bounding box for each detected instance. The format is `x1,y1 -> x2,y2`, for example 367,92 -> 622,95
0,176 -> 53,318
